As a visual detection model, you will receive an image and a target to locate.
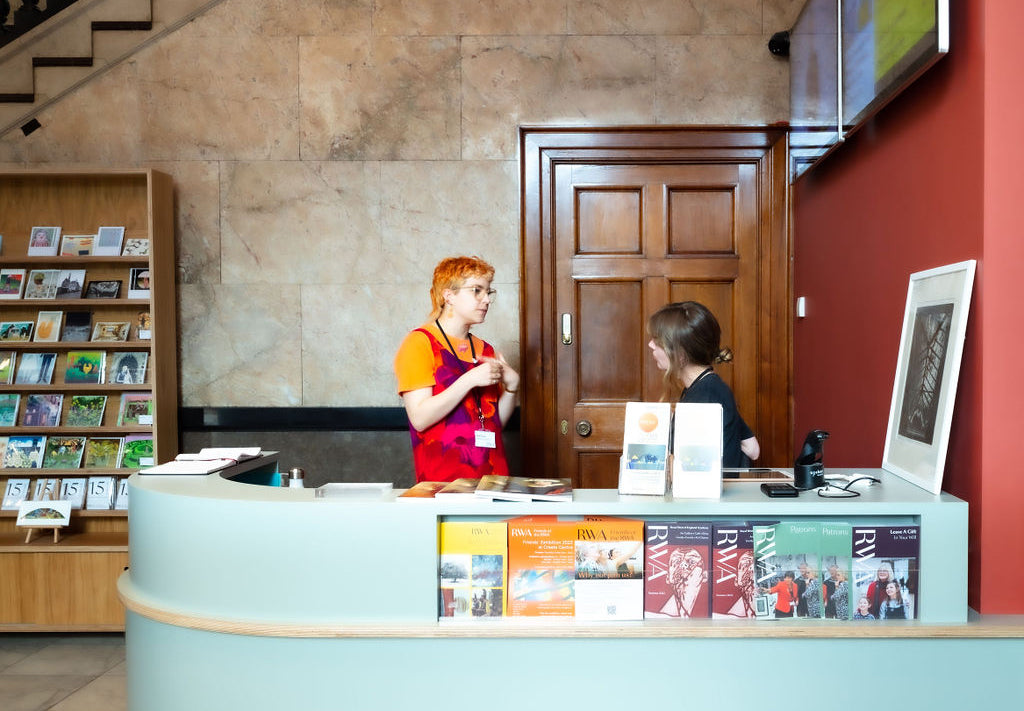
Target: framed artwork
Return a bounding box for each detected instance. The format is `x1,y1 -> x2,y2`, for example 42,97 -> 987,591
882,260 -> 976,495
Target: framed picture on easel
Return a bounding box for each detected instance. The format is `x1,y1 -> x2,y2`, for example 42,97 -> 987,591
882,260 -> 976,495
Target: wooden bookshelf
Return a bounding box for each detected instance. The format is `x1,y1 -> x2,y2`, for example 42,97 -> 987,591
0,169 -> 177,631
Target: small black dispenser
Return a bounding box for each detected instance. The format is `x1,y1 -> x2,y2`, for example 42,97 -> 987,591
794,429 -> 830,490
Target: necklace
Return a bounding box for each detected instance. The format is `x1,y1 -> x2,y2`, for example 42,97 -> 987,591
435,319 -> 484,427
687,367 -> 713,390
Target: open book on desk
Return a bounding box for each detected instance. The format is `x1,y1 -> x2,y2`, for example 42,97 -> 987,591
139,447 -> 263,475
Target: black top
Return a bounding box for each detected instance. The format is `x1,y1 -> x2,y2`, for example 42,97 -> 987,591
680,370 -> 754,468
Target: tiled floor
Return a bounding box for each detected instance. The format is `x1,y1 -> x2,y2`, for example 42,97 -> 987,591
0,634 -> 125,711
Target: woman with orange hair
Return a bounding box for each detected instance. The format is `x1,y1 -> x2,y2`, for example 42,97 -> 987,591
394,256 -> 519,482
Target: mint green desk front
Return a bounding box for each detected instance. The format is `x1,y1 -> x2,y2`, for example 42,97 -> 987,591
121,469 -> 1022,710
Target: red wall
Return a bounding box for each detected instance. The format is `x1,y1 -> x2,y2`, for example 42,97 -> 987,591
792,0 -> 1024,612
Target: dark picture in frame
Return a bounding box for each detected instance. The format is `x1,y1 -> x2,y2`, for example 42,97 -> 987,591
85,280 -> 121,299
883,260 -> 976,495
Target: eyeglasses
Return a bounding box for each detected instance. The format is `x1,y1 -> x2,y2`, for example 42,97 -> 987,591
453,285 -> 497,301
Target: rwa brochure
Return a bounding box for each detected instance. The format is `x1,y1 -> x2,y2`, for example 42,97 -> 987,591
619,402 -> 671,495
437,520 -> 507,619
644,520 -> 712,619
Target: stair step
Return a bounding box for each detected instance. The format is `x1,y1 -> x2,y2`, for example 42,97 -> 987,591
92,20 -> 154,32
0,93 -> 35,103
33,57 -> 95,68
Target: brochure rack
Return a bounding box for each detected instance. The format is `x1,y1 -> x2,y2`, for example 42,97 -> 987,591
0,169 -> 177,630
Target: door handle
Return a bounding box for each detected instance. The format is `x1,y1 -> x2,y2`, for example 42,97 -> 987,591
561,313 -> 572,345
576,420 -> 593,437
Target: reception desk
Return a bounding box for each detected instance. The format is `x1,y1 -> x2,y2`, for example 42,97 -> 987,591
120,468 -> 1023,710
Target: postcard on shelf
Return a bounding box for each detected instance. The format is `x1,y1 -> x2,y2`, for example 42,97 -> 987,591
119,434 -> 154,469
28,226 -> 61,257
55,270 -> 86,299
438,520 -> 508,619
0,268 -> 26,299
474,475 -> 573,501
128,268 -> 150,299
84,280 -> 121,299
672,402 -> 723,499
65,350 -> 105,384
0,351 -> 14,384
3,436 -> 46,471
33,311 -> 63,342
117,392 -> 153,427
91,321 -> 129,342
17,499 -> 72,528
397,481 -> 447,499
619,401 -> 671,496
61,311 -> 92,341
60,235 -> 94,257
24,269 -> 60,299
122,238 -> 149,256
59,477 -> 88,509
2,477 -> 32,510
0,393 -> 19,426
32,477 -> 59,500
135,310 -> 152,340
21,393 -> 63,427
114,477 -> 129,510
14,352 -> 56,384
65,395 -> 107,427
85,476 -> 116,510
42,436 -> 87,469
83,437 -> 124,469
94,226 -> 125,256
107,351 -> 148,384
0,321 -> 33,342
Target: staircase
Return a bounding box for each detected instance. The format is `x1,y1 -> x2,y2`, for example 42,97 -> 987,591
0,0 -> 224,138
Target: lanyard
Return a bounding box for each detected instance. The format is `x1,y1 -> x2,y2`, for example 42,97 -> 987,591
435,319 -> 485,428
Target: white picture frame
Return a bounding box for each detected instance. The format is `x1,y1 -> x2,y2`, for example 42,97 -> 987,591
882,260 -> 976,495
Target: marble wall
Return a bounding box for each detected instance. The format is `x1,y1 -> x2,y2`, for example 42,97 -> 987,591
0,0 -> 801,414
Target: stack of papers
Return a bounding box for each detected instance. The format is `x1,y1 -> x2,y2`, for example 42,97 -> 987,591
139,447 -> 262,475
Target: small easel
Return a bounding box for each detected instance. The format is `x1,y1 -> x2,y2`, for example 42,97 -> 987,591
22,477 -> 64,544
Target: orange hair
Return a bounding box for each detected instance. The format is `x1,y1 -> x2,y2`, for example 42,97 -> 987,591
429,256 -> 495,320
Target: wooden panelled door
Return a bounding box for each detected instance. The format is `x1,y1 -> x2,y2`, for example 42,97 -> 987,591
520,128 -> 792,488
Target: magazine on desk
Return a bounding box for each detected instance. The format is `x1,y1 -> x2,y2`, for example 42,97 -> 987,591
474,475 -> 573,502
139,447 -> 263,475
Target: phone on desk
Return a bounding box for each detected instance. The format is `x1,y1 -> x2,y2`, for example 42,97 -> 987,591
761,482 -> 800,498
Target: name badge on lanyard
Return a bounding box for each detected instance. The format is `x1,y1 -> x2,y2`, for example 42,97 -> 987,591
475,429 -> 496,449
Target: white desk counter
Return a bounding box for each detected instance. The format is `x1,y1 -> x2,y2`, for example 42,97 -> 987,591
120,468 -> 1023,710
